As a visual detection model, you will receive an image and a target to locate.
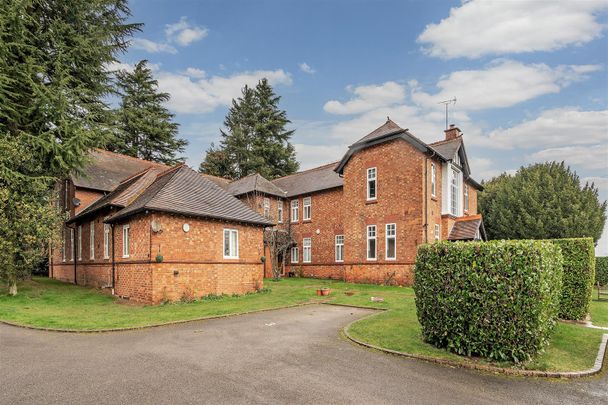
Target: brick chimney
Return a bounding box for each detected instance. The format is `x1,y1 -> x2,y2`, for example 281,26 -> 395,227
444,124 -> 462,141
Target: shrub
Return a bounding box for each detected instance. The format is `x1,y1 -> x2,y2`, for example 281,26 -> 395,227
596,257 -> 608,287
550,238 -> 595,320
414,240 -> 563,363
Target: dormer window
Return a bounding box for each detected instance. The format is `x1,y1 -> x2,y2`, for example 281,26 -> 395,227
454,153 -> 461,166
367,168 -> 377,201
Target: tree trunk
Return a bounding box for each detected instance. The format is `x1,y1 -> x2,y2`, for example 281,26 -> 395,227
8,281 -> 17,296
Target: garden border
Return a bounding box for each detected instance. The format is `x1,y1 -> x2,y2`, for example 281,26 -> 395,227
0,300 -> 329,333
340,306 -> 608,379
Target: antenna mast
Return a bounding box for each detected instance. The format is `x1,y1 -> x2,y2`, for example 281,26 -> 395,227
438,97 -> 457,130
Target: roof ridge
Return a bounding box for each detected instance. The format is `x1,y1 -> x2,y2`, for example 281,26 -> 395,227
200,172 -> 231,181
273,161 -> 340,181
117,166 -> 155,186
93,148 -> 168,167
429,138 -> 462,146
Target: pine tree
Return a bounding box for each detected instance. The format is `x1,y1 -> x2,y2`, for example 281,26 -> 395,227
479,162 -> 606,243
0,0 -> 138,294
199,79 -> 299,179
112,60 -> 187,164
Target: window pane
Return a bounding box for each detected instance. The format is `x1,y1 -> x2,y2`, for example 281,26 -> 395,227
368,239 -> 376,259
224,230 -> 230,256
387,238 -> 395,259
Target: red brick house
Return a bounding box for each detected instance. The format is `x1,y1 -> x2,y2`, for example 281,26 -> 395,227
221,119 -> 485,284
50,150 -> 272,304
50,119 -> 484,302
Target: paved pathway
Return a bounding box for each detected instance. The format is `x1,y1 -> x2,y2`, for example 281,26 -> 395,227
1,305 -> 607,404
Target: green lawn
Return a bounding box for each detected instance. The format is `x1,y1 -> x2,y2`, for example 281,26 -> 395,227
590,293 -> 608,328
1,277 -> 606,373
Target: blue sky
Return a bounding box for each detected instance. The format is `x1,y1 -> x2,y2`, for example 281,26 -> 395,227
117,0 -> 608,253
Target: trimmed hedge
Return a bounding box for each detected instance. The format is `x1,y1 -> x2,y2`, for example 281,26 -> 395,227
596,257 -> 608,287
550,238 -> 595,320
414,240 -> 563,362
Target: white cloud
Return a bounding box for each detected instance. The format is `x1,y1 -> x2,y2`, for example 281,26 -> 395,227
418,0 -> 608,59
411,60 -> 601,111
299,62 -> 316,74
131,38 -> 177,54
485,108 -> 608,150
584,176 -> 608,190
157,69 -> 293,114
133,17 -> 207,55
528,145 -> 608,170
324,82 -> 406,115
165,17 -> 208,46
183,67 -> 206,78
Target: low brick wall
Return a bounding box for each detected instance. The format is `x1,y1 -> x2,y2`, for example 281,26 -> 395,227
151,263 -> 264,303
287,263 -> 413,286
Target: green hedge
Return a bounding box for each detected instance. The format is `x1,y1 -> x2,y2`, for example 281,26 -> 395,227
596,257 -> 608,287
414,240 -> 563,362
550,238 -> 595,320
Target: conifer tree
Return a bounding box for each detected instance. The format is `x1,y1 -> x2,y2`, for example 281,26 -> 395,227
479,162 -> 606,243
200,79 -> 299,179
0,0 -> 138,294
112,60 -> 187,164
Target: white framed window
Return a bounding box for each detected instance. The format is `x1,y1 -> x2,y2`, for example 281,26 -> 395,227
335,235 -> 344,262
223,228 -> 239,259
70,228 -> 74,261
89,221 -> 95,260
464,185 -> 469,212
122,224 -> 130,258
385,223 -> 396,260
77,225 -> 82,261
61,228 -> 66,262
367,168 -> 377,200
454,153 -> 461,166
450,167 -> 460,216
303,238 -> 312,263
367,225 -> 377,260
263,197 -> 270,218
103,224 -> 110,259
291,199 -> 299,222
434,224 -> 440,241
277,199 -> 283,223
291,246 -> 299,263
431,163 -> 436,197
303,197 -> 311,220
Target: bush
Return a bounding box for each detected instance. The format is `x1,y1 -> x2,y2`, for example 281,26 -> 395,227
414,240 -> 563,362
550,238 -> 595,320
596,257 -> 608,287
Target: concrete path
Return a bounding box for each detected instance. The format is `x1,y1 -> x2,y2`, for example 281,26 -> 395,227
1,304 -> 607,404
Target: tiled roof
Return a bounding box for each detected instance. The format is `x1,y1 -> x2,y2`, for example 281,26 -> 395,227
200,173 -> 231,188
72,149 -> 167,192
351,118 -> 405,146
272,162 -> 343,197
429,138 -> 462,160
107,165 -> 273,226
448,215 -> 485,241
226,173 -> 286,197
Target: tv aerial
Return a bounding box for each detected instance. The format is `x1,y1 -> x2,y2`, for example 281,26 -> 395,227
438,97 -> 457,130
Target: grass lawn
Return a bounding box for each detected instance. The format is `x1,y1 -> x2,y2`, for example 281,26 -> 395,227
1,277 -> 606,373
590,289 -> 608,327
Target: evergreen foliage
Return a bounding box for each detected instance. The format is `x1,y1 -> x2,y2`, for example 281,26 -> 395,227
551,238 -> 595,320
0,0 -> 138,294
479,162 -> 606,243
111,60 -> 187,164
200,79 -> 299,179
415,240 -> 563,362
596,257 -> 608,287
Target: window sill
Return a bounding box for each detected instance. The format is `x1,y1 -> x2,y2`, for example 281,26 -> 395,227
365,200 -> 378,205
431,196 -> 438,202
223,257 -> 239,260
302,219 -> 312,223
122,255 -> 130,259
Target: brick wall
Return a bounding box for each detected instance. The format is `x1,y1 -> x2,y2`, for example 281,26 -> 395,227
50,199 -> 266,304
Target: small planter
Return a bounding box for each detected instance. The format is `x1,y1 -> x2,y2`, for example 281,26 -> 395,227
317,288 -> 331,296
155,253 -> 164,263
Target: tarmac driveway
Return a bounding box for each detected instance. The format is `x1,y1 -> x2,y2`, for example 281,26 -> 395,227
1,304 -> 607,404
